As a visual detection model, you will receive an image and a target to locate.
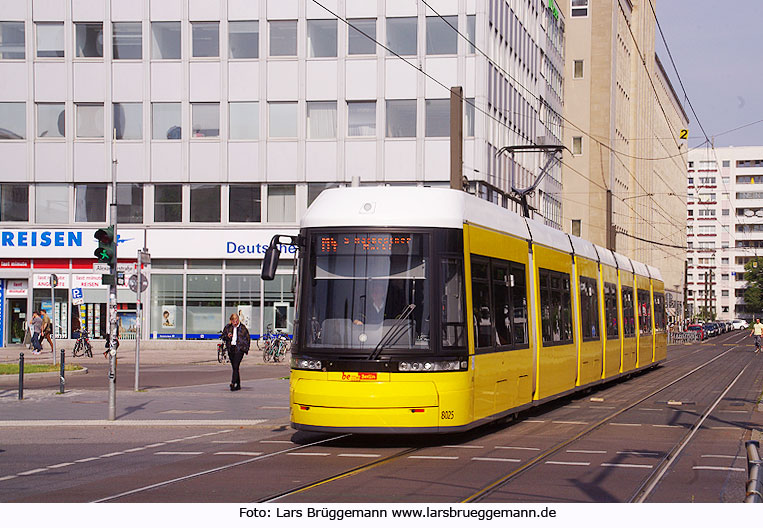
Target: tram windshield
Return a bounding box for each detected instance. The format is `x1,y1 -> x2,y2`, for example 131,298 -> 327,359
305,232 -> 430,352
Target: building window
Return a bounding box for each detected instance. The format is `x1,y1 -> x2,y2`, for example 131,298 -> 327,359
154,184 -> 182,222
229,184 -> 261,223
571,219 -> 581,237
572,136 -> 583,155
36,103 -> 65,138
306,101 -> 337,139
36,184 -> 69,223
580,276 -> 599,341
426,16 -> 457,55
229,20 -> 259,59
348,19 -> 375,55
229,102 -> 259,140
466,15 -> 476,54
269,20 -> 297,57
307,183 -> 338,206
386,99 -> 416,138
151,22 -> 181,59
74,184 -> 107,222
192,22 -> 219,58
573,60 -> 584,78
0,21 -> 24,59
425,99 -> 449,137
186,274 -> 222,339
307,20 -> 337,58
538,268 -> 573,345
0,184 -> 28,221
75,103 -> 104,138
36,22 -> 64,58
722,160 -> 730,168
190,184 -> 221,223
75,22 -> 103,58
464,98 -> 475,137
112,22 -> 142,60
268,102 -> 297,138
0,102 -> 25,139
267,185 -> 296,223
386,17 -> 417,56
152,102 -> 181,139
191,103 -> 220,138
571,0 -> 589,17
114,103 -> 142,140
116,183 -> 143,223
347,101 -> 376,137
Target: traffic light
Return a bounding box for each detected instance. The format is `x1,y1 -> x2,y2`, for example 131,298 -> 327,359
94,227 -> 116,265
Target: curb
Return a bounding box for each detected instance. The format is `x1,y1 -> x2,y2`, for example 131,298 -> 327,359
0,367 -> 89,379
0,419 -> 268,427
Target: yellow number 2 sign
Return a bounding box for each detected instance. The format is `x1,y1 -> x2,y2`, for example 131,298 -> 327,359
679,129 -> 689,140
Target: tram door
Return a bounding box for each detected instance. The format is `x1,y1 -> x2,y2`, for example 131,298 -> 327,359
8,299 -> 27,345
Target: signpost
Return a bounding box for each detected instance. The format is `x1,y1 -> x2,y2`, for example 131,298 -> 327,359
133,249 -> 150,391
50,274 -> 57,365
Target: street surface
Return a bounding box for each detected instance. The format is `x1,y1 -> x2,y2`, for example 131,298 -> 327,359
1,331 -> 761,503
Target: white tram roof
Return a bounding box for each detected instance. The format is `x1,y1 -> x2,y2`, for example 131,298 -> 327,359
524,217 -> 572,253
613,251 -> 634,273
595,245 -> 618,268
568,233 -> 599,262
631,259 -> 650,278
647,265 -> 663,282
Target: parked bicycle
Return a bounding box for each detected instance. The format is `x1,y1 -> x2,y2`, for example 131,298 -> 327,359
217,336 -> 228,363
258,325 -> 290,363
71,329 -> 93,358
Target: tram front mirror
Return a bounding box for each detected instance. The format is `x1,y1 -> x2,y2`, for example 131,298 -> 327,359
261,244 -> 280,281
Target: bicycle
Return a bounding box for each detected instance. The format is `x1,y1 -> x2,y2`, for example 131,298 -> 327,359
260,327 -> 290,363
71,329 -> 93,358
217,338 -> 228,363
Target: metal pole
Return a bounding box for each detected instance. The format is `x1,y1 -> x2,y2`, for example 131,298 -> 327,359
59,348 -> 65,394
449,86 -> 463,191
745,440 -> 762,503
50,283 -> 56,366
18,351 -> 24,400
134,250 -> 141,391
108,127 -> 118,421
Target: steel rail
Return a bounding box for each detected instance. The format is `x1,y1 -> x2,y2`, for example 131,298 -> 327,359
462,336 -> 748,503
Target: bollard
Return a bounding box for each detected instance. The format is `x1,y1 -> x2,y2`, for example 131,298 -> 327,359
18,351 -> 24,400
746,440 -> 762,503
59,348 -> 66,394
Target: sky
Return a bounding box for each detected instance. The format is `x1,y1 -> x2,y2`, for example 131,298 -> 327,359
655,0 -> 763,148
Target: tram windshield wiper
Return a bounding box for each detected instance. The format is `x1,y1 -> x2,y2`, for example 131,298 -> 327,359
367,304 -> 416,360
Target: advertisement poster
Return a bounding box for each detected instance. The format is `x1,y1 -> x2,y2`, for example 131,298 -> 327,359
119,313 -> 137,340
237,305 -> 252,328
161,305 -> 177,329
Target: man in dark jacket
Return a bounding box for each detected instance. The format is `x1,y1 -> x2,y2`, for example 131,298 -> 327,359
221,313 -> 250,391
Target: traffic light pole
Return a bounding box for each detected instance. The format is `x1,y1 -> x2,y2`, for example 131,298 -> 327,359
108,131 -> 118,421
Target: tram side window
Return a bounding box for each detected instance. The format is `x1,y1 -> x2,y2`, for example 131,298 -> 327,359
471,258 -> 493,348
539,268 -> 573,346
511,264 -> 528,345
441,257 -> 466,348
492,263 -> 512,346
580,276 -> 599,341
638,289 -> 651,335
604,282 -> 619,338
622,286 -> 636,337
653,292 -> 666,333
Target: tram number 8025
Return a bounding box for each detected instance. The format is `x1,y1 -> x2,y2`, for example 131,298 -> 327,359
441,410 -> 455,420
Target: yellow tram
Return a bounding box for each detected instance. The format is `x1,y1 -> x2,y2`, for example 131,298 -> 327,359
265,187 -> 666,434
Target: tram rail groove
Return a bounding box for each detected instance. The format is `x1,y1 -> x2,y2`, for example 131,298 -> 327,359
462,340 -> 748,503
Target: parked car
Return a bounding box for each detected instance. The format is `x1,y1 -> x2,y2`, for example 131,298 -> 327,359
703,322 -> 717,338
732,319 -> 749,330
687,324 -> 705,340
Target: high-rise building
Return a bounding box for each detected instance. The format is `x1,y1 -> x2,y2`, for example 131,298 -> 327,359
0,0 -> 563,345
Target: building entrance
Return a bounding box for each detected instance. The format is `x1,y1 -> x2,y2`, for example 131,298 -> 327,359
7,298 -> 27,345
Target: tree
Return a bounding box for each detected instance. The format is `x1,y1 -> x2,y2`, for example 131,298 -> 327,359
743,258 -> 763,316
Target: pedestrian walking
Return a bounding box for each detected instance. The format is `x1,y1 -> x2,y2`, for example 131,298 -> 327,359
30,311 -> 43,354
750,317 -> 763,353
221,313 -> 250,391
40,308 -> 54,352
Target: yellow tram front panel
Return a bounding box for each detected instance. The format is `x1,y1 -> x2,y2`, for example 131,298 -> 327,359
290,369 -> 474,431
532,244 -> 577,401
619,269 -> 637,373
601,263 -> 621,378
635,274 -> 654,367
653,279 -> 667,362
464,224 -> 534,421
575,256 -> 603,387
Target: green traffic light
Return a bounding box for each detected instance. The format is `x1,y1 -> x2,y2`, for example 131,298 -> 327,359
94,226 -> 116,265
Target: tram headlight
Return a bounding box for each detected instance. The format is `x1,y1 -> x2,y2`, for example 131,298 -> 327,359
292,358 -> 322,370
398,360 -> 465,372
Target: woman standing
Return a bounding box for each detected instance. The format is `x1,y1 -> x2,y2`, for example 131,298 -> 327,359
221,313 -> 250,391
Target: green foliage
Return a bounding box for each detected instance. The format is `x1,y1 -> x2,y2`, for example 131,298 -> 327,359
743,258 -> 763,316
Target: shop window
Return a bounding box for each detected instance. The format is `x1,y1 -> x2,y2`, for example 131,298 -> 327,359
75,22 -> 103,58
229,184 -> 261,223
348,19 -> 375,55
74,184 -> 107,222
33,288 -> 69,339
425,99 -> 449,137
112,22 -> 142,60
307,20 -> 337,58
225,274 -> 262,337
75,103 -> 104,138
264,274 -> 294,334
192,22 -> 219,58
151,274 -> 183,338
36,183 -> 69,223
191,103 -> 220,138
307,101 -> 337,139
386,99 -> 416,138
269,20 -> 297,57
386,17 -> 417,56
36,22 -> 64,58
152,102 -> 181,139
186,274 -> 222,339
37,103 -> 65,138
0,21 -> 25,59
426,16 -> 457,55
229,102 -> 259,139
190,184 -> 221,223
0,184 -> 29,221
154,184 -> 182,222
117,183 -> 143,223
114,102 -> 142,140
267,185 -> 295,223
151,22 -> 181,60
229,20 -> 259,59
348,101 -> 376,137
0,102 -> 25,139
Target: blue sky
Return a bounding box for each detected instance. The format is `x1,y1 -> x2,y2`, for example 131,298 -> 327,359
655,0 -> 763,148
